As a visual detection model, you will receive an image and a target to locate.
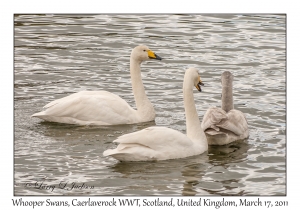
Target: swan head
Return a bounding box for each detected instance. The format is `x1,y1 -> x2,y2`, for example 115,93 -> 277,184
186,67 -> 204,92
221,71 -> 233,87
131,45 -> 162,62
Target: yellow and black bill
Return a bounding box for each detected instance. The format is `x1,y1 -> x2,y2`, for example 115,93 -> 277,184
148,50 -> 162,60
195,81 -> 204,92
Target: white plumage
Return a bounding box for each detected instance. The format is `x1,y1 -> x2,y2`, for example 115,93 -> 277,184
103,67 -> 208,161
32,45 -> 162,125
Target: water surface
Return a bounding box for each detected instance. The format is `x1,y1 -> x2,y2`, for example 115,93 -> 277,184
14,14 -> 286,195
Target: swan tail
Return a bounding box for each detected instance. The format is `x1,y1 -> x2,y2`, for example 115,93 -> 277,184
103,149 -> 116,157
103,143 -> 156,162
31,112 -> 57,122
31,111 -> 46,118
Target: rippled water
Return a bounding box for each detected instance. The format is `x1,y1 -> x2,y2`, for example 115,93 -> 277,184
14,14 -> 286,196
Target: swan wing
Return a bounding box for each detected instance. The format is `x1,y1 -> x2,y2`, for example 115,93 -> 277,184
201,107 -> 228,132
103,126 -> 195,161
114,126 -> 193,150
217,109 -> 248,136
32,91 -> 137,125
43,91 -> 111,108
201,108 -> 248,136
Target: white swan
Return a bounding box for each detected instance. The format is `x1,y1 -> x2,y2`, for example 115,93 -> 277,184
103,67 -> 208,161
201,71 -> 249,145
32,45 -> 162,125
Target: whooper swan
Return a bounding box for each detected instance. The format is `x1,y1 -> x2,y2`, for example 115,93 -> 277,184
103,67 -> 207,161
32,45 -> 162,125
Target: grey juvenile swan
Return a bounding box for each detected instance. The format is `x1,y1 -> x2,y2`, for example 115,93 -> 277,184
201,71 -> 249,145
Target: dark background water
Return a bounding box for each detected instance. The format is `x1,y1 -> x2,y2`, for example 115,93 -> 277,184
14,14 -> 286,195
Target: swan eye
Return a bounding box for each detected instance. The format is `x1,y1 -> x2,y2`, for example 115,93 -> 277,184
143,50 -> 146,52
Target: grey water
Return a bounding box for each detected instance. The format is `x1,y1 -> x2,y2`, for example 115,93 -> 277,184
14,14 -> 286,195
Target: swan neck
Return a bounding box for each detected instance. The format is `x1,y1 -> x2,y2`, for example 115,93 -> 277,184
130,58 -> 154,115
221,80 -> 234,112
183,77 -> 206,142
